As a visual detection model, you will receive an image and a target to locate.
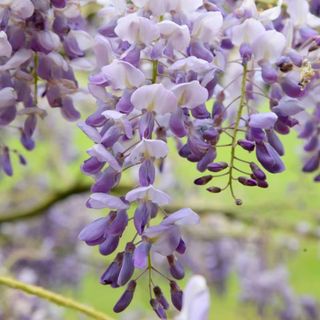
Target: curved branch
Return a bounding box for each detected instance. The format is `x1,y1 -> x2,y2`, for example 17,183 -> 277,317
0,276 -> 114,320
0,184 -> 131,224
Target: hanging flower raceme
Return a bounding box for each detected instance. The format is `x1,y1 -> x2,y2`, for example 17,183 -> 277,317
0,0 -> 92,176
77,0 -> 320,318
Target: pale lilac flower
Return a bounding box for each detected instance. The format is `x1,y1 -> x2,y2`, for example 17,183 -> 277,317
231,18 -> 265,47
252,30 -> 287,63
0,88 -> 17,109
87,144 -> 121,171
175,275 -> 210,320
172,81 -> 208,109
115,14 -> 160,45
125,185 -> 171,206
192,12 -> 223,44
131,84 -> 177,114
0,31 -> 12,58
126,138 -> 168,164
158,21 -> 191,52
98,60 -> 145,90
87,193 -> 128,210
249,112 -> 278,129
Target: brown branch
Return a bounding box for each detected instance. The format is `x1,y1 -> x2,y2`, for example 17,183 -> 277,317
0,183 -> 318,241
0,183 -> 129,224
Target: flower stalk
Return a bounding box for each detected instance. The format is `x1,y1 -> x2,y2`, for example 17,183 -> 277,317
0,276 -> 114,320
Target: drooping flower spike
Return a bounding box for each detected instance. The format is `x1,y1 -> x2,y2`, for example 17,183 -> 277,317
0,0 -> 93,176
76,0 -> 320,318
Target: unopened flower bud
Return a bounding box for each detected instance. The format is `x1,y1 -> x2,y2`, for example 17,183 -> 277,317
170,281 -> 183,311
238,176 -> 257,186
207,162 -> 228,172
167,255 -> 185,280
206,186 -> 222,193
194,175 -> 213,185
153,286 -> 169,310
113,280 -> 137,313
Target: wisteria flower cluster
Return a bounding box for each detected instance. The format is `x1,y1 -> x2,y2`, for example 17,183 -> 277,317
76,0 -> 320,318
0,0 -> 92,176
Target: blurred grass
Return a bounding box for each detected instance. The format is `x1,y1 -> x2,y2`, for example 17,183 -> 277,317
1,108 -> 319,319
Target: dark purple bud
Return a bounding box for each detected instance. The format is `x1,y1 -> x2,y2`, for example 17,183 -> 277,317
101,126 -> 122,148
238,139 -> 255,152
20,130 -> 35,151
188,41 -> 213,62
134,202 -> 151,235
303,154 -> 320,172
221,38 -> 233,49
99,235 -> 120,256
261,63 -> 278,84
139,159 -> 155,186
170,109 -> 187,138
24,115 -> 37,138
299,121 -> 315,139
150,298 -> 167,319
238,176 -> 257,186
108,210 -> 128,236
81,157 -> 104,175
113,280 -> 137,313
154,286 -> 170,310
207,162 -> 228,172
194,175 -> 213,185
203,128 -> 219,143
314,174 -> 320,182
240,43 -> 252,63
100,253 -> 123,285
266,130 -> 284,156
176,238 -> 186,255
117,243 -> 135,286
179,144 -> 191,158
212,101 -> 225,123
170,281 -> 183,311
304,136 -> 318,152
167,255 -> 185,280
0,105 -> 16,126
116,91 -> 134,114
250,162 -> 266,180
86,105 -> 108,127
257,179 -> 269,188
197,147 -> 216,172
140,112 -> 154,139
274,119 -> 290,134
188,136 -> 209,156
191,104 -> 210,119
247,128 -> 266,142
92,167 -> 121,193
207,186 -> 222,193
256,142 -> 285,173
1,147 -> 13,176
